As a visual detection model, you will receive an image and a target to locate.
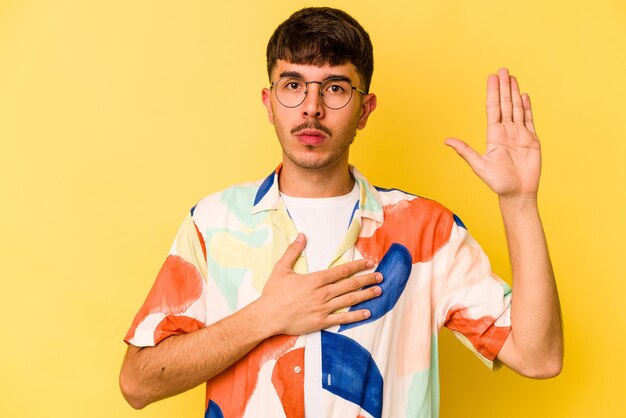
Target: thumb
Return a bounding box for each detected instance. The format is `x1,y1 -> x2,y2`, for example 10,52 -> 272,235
275,233 -> 306,272
445,137 -> 484,174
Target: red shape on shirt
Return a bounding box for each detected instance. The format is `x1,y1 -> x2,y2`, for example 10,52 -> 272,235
193,221 -> 207,262
356,198 -> 453,264
124,255 -> 203,342
153,315 -> 205,345
444,305 -> 511,361
272,347 -> 305,418
205,335 -> 298,417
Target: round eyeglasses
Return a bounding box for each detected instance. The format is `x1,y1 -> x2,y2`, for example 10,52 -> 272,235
270,77 -> 367,110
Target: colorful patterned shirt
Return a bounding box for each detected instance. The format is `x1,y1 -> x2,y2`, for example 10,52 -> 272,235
125,165 -> 512,418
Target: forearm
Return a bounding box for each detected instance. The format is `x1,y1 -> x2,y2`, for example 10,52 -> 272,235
497,196 -> 563,377
119,237 -> 381,409
119,299 -> 273,409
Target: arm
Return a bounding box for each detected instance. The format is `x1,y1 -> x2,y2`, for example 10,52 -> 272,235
119,233 -> 382,409
445,68 -> 563,378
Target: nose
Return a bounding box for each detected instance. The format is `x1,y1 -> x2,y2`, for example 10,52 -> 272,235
301,82 -> 325,119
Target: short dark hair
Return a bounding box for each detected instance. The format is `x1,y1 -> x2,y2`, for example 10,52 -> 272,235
266,7 -> 374,92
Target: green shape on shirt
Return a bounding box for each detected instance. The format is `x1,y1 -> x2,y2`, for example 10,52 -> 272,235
205,227 -> 269,310
220,185 -> 269,228
406,333 -> 440,418
357,177 -> 382,213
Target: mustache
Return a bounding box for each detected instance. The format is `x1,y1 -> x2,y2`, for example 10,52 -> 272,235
290,121 -> 332,136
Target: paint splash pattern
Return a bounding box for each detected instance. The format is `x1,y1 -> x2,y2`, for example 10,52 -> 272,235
125,166 -> 512,417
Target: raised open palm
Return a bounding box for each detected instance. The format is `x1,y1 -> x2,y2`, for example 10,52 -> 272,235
446,68 -> 541,200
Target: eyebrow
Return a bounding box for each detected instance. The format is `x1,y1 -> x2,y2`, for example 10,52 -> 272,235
278,70 -> 353,84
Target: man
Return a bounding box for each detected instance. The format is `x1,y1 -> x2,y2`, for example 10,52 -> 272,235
120,7 -> 563,418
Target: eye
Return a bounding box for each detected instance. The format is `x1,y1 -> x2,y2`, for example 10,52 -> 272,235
324,80 -> 349,95
280,78 -> 304,92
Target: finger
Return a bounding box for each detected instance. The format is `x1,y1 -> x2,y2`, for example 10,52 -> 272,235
486,74 -> 500,126
511,76 -> 524,124
498,68 -> 513,122
319,259 -> 375,285
522,93 -> 536,134
445,137 -> 485,175
275,233 -> 306,272
327,285 -> 382,313
329,272 -> 383,297
324,309 -> 371,327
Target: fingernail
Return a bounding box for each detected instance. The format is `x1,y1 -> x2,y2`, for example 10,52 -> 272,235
376,273 -> 383,282
373,286 -> 382,295
363,310 -> 371,318
366,260 -> 375,268
294,233 -> 303,242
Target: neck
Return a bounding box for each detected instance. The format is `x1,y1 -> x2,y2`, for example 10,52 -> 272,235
278,159 -> 354,198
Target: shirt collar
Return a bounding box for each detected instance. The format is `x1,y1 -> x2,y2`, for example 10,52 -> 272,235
251,164 -> 384,224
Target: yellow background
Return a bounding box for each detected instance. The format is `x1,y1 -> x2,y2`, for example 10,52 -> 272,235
1,0 -> 624,417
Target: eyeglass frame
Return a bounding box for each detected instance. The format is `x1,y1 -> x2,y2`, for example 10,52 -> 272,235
269,76 -> 368,110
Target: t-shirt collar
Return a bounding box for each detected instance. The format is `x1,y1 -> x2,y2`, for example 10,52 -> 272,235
251,164 -> 384,224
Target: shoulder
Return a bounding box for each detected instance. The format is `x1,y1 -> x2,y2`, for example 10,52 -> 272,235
188,177 -> 268,228
357,185 -> 467,263
373,186 -> 456,225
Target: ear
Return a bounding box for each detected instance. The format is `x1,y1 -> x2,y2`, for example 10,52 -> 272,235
357,93 -> 377,130
261,88 -> 275,125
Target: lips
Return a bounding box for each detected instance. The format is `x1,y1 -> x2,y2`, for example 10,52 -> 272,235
295,129 -> 326,145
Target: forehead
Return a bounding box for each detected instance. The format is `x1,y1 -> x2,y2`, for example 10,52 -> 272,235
271,60 -> 360,84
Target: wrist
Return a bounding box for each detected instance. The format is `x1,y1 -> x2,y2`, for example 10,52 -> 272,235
244,296 -> 283,338
498,195 -> 542,231
498,194 -> 539,212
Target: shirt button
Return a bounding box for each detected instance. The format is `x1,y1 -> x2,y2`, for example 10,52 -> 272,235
293,366 -> 302,374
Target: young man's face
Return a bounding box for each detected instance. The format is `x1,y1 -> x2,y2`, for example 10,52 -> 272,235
262,60 -> 376,172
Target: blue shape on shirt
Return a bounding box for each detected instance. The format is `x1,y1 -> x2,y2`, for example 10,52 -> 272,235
347,199 -> 359,226
453,213 -> 467,229
253,169 -> 276,205
321,330 -> 383,418
205,400 -> 224,418
339,243 -> 412,331
373,185 -> 417,197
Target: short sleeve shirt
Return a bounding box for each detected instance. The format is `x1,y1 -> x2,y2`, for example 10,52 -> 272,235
124,165 -> 512,418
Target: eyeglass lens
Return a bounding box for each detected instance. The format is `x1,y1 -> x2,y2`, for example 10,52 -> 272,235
274,77 -> 354,109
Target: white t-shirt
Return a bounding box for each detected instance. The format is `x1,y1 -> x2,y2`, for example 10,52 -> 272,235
280,182 -> 360,417
280,182 -> 360,272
